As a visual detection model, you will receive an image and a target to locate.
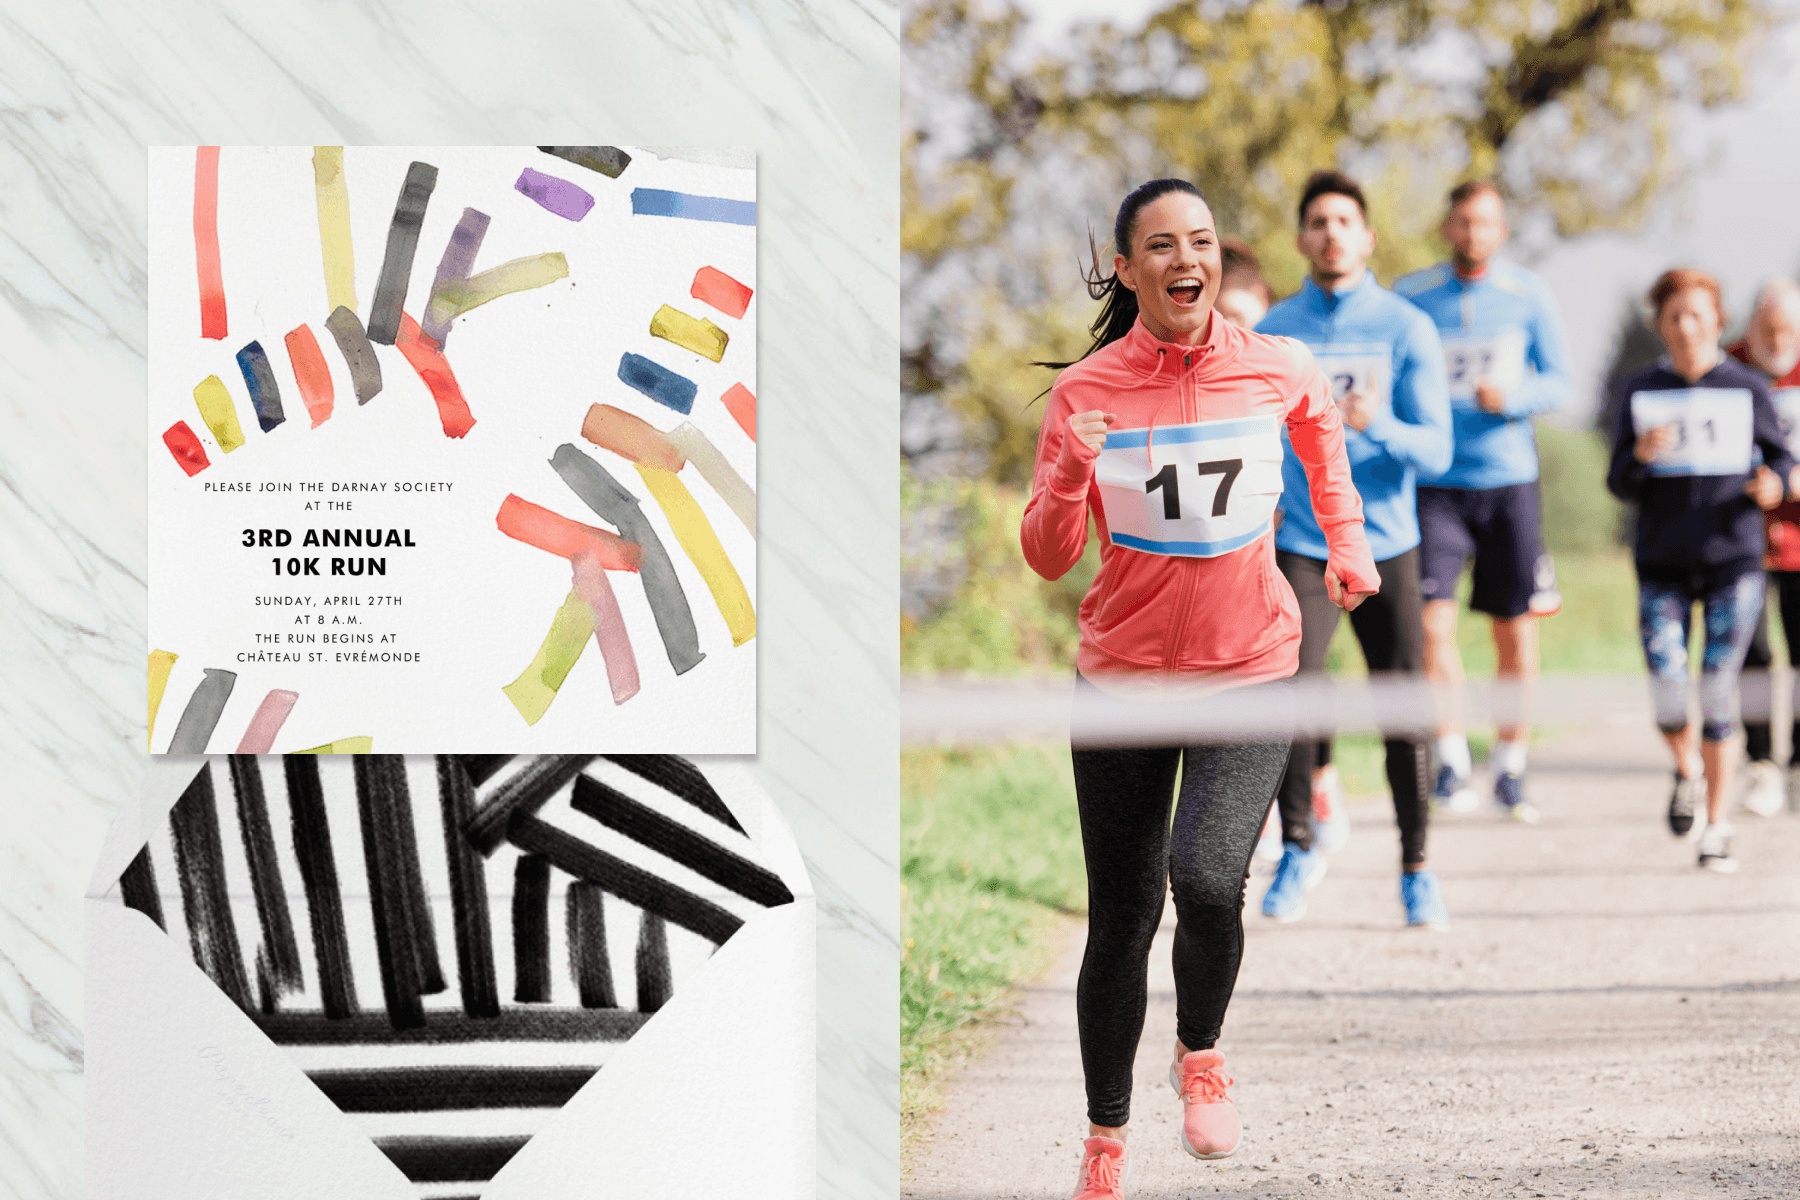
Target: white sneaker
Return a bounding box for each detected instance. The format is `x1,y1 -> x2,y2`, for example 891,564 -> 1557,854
1741,760 -> 1783,818
1697,823 -> 1738,873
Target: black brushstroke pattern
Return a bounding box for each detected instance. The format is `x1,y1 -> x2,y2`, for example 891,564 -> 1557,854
458,754 -> 513,787
436,756 -> 498,1018
375,1135 -> 529,1183
506,813 -> 743,945
635,913 -> 672,1013
252,1007 -> 648,1045
366,161 -> 438,345
604,754 -> 743,832
118,846 -> 165,930
571,773 -> 793,907
228,755 -> 304,992
512,854 -> 552,1004
309,1065 -> 599,1112
353,755 -> 426,1029
168,766 -> 252,1010
566,882 -> 615,1008
382,758 -> 446,996
284,755 -> 357,1018
464,754 -> 595,854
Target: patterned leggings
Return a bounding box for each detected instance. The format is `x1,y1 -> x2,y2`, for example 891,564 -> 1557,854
1638,570 -> 1765,742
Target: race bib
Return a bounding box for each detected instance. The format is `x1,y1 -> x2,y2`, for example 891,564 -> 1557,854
1095,415 -> 1284,557
1774,387 -> 1800,458
1629,388 -> 1754,476
1442,330 -> 1526,409
1310,343 -> 1389,414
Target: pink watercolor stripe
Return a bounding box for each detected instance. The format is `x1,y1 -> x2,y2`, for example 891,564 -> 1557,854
235,689 -> 299,752
572,553 -> 641,705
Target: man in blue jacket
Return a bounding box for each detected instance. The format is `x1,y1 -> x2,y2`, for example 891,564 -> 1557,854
1395,182 -> 1569,823
1257,170 -> 1454,929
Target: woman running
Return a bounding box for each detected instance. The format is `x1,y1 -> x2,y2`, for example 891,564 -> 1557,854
1606,268 -> 1796,872
1022,178 -> 1377,1199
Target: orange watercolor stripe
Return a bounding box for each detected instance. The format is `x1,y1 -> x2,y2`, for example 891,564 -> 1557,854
495,495 -> 643,571
690,266 -> 752,319
580,403 -> 684,470
720,383 -> 756,442
162,422 -> 210,476
194,146 -> 227,340
284,324 -> 335,427
396,311 -> 475,438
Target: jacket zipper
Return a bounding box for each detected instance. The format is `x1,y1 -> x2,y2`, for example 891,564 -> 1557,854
1165,348 -> 1200,672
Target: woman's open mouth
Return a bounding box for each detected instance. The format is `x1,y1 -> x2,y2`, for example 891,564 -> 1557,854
1167,277 -> 1203,308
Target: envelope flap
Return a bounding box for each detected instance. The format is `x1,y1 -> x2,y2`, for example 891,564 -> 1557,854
87,756 -> 209,899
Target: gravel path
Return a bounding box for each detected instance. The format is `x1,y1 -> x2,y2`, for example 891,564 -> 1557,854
906,714 -> 1800,1199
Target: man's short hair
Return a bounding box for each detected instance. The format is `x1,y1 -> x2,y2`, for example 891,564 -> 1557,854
1298,170 -> 1367,227
1447,180 -> 1503,211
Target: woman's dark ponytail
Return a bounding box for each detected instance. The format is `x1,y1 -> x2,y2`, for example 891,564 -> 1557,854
1034,178 -> 1208,375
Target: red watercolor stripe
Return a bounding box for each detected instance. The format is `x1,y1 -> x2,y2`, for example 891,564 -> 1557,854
720,383 -> 756,442
163,421 -> 211,476
396,311 -> 476,438
495,495 -> 643,571
284,324 -> 335,427
690,266 -> 752,319
194,146 -> 227,340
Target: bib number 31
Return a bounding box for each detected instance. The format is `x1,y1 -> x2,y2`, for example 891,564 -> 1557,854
1095,415 -> 1283,557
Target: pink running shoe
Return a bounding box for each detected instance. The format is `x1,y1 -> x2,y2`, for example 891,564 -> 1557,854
1070,1136 -> 1129,1200
1168,1050 -> 1241,1159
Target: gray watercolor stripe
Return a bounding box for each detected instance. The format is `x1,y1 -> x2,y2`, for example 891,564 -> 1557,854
166,668 -> 237,753
325,306 -> 383,403
366,161 -> 438,345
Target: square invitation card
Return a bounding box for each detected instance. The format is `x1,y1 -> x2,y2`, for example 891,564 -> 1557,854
148,146 -> 757,754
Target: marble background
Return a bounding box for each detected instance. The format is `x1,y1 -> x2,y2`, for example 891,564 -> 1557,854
0,2 -> 898,1197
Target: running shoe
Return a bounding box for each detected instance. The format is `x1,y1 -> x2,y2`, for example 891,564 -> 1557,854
1666,773 -> 1704,836
1261,844 -> 1327,922
1527,553 -> 1562,618
1741,760 -> 1784,818
1493,773 -> 1540,824
1697,823 -> 1739,874
1432,763 -> 1478,814
1070,1136 -> 1130,1200
1312,765 -> 1349,851
1168,1050 -> 1241,1160
1252,807 -> 1282,865
1400,869 -> 1450,930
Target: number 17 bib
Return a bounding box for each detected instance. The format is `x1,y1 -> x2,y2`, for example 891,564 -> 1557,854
1095,414 -> 1285,557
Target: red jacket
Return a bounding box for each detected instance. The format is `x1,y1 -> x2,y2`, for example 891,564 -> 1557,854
1022,314 -> 1377,686
1727,340 -> 1800,571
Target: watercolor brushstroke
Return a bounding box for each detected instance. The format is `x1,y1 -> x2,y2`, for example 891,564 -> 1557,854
635,466 -> 755,646
423,253 -> 569,339
324,306 -> 383,403
550,444 -> 705,676
629,188 -> 755,227
503,590 -> 596,725
571,553 -> 641,705
690,266 -> 752,319
162,422 -> 210,476
312,147 -> 357,313
514,168 -> 594,221
420,207 -> 490,346
580,403 -> 684,470
538,146 -> 632,178
395,312 -> 475,438
284,325 -> 335,427
236,690 -> 300,753
148,650 -> 178,750
193,146 -> 227,339
617,352 -> 696,414
665,422 -> 755,537
719,383 -> 756,442
366,161 -> 438,345
193,375 -> 246,453
494,495 -> 643,571
236,340 -> 286,432
648,305 -> 728,363
292,737 -> 375,755
165,667 -> 237,754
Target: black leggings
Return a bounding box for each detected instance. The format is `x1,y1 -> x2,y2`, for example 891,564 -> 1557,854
1072,717 -> 1291,1128
1740,571 -> 1800,763
1275,548 -> 1431,866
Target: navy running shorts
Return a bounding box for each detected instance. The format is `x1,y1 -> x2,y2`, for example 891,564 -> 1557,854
1417,482 -> 1543,619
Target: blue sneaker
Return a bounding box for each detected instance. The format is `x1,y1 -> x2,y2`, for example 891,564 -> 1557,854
1261,845 -> 1327,922
1400,869 -> 1450,930
1432,764 -> 1478,813
1493,773 -> 1540,823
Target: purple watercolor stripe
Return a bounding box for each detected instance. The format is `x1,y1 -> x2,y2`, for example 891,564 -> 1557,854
423,208 -> 491,346
515,168 -> 595,222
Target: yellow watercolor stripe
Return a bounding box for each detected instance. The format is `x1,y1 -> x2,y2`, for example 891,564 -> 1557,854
649,304 -> 729,363
426,253 -> 570,330
637,465 -> 754,646
293,736 -> 374,755
503,590 -> 597,725
193,375 -> 245,452
148,649 -> 178,751
313,147 -> 356,313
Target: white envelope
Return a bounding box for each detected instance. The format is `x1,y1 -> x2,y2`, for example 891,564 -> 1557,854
86,755 -> 814,1199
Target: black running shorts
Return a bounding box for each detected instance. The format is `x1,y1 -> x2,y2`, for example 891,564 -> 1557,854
1417,481 -> 1542,619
